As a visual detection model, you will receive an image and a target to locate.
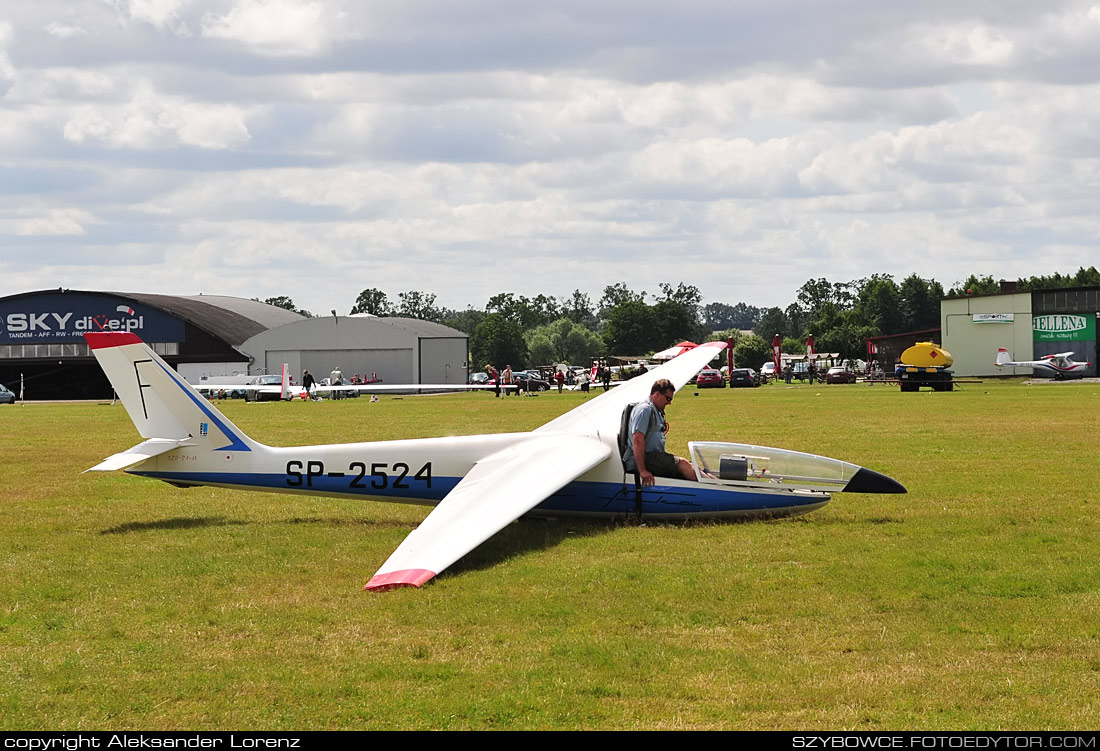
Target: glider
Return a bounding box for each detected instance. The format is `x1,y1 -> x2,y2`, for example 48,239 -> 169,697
197,364 -> 516,400
995,348 -> 1090,379
84,332 -> 905,591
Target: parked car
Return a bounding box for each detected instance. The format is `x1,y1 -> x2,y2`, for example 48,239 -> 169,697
0,383 -> 15,404
695,368 -> 725,388
729,368 -> 759,388
469,372 -> 490,385
245,374 -> 288,402
513,371 -> 550,391
759,362 -> 776,381
825,366 -> 858,384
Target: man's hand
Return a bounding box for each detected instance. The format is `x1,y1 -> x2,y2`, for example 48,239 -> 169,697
640,469 -> 655,486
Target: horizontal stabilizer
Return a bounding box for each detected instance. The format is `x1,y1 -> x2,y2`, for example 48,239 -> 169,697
85,438 -> 194,473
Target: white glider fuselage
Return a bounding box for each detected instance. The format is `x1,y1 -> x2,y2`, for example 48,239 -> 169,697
126,431 -> 835,521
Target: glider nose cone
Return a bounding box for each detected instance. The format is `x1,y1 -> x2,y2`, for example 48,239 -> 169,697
844,467 -> 907,494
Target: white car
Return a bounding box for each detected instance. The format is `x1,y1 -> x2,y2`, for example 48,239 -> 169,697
759,362 -> 776,379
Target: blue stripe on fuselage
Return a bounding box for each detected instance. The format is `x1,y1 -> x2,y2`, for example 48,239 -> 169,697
126,470 -> 827,517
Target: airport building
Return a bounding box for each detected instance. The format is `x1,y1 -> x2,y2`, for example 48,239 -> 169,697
0,289 -> 470,399
940,286 -> 1098,377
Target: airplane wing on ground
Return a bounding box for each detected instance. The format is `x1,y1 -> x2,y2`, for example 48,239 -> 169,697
535,341 -> 727,436
365,433 -> 611,590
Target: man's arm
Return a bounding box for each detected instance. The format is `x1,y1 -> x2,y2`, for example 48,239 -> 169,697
631,431 -> 655,486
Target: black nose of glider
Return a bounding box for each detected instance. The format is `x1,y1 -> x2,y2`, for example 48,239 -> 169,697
843,467 -> 907,494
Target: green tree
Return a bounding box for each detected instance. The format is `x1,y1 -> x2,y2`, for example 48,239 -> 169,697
856,275 -> 902,335
706,329 -> 743,348
350,288 -> 392,316
703,302 -> 761,331
784,303 -> 808,340
442,308 -> 486,336
560,289 -> 597,329
898,274 -> 944,331
262,295 -> 298,312
752,307 -> 788,340
782,337 -> 805,355
734,334 -> 770,370
946,275 -> 999,298
396,290 -> 443,321
471,314 -> 527,370
603,300 -> 656,355
652,298 -> 707,348
525,318 -> 604,366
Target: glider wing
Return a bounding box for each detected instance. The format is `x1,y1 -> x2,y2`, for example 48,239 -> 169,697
365,433 -> 610,590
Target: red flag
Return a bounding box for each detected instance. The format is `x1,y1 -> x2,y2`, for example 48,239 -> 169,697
772,334 -> 782,372
806,334 -> 815,357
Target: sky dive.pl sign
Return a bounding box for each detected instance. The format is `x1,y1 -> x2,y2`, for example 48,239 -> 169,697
0,293 -> 185,344
1032,314 -> 1095,343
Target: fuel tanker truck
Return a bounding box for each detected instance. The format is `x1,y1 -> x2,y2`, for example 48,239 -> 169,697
895,342 -> 954,392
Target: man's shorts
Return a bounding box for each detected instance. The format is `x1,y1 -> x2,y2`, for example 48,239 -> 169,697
644,451 -> 681,479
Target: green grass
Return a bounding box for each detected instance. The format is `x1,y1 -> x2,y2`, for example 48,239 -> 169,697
2,379 -> 1099,729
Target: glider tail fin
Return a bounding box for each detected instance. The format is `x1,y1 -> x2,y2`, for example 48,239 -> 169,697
995,348 -> 1012,367
85,332 -> 259,455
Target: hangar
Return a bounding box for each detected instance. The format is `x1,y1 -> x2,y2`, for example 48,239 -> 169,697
239,315 -> 470,389
0,289 -> 306,400
0,290 -> 470,400
940,285 -> 1098,378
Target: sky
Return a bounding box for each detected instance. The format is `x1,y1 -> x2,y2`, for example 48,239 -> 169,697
2,0 -> 1099,316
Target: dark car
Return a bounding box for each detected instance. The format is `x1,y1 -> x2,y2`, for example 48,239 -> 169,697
729,368 -> 759,388
825,366 -> 857,384
245,374 -> 288,402
695,368 -> 725,388
0,383 -> 15,404
513,371 -> 550,391
469,372 -> 490,385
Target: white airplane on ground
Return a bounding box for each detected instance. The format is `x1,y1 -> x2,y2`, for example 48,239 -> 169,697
995,348 -> 1090,379
85,332 -> 905,591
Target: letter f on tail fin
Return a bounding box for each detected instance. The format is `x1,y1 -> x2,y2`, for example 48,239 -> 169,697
85,333 -> 258,470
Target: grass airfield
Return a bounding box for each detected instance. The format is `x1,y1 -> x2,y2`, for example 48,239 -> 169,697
2,378 -> 1098,730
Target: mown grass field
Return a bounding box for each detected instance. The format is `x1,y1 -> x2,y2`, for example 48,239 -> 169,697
2,378 -> 1099,730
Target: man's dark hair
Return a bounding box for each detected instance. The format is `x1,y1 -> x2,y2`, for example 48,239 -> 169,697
650,378 -> 674,395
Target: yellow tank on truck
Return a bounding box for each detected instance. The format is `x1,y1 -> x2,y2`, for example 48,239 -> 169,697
899,342 -> 953,368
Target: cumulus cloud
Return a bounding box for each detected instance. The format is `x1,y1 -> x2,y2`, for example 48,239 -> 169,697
12,208 -> 98,236
201,0 -> 346,56
61,83 -> 250,149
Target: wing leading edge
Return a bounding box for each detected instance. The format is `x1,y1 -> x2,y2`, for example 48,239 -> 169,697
536,341 -> 727,436
365,434 -> 611,591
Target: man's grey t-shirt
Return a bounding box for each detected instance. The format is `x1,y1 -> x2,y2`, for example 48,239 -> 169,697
622,400 -> 666,470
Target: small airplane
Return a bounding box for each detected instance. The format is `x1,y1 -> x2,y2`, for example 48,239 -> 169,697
84,332 -> 905,591
995,348 -> 1091,379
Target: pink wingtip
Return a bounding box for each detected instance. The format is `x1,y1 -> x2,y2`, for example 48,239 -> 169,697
84,332 -> 144,349
364,568 -> 437,592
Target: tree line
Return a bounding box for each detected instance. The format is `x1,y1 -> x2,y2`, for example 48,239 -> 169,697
259,265 -> 1100,371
